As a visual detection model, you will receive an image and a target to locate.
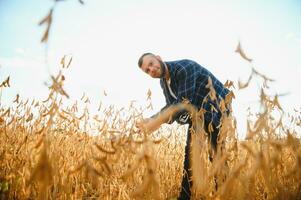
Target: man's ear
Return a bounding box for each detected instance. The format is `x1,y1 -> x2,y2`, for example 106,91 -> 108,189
155,55 -> 162,61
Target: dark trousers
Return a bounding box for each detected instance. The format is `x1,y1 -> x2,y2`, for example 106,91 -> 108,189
178,120 -> 219,200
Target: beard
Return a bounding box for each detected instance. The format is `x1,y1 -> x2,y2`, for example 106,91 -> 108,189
159,60 -> 166,78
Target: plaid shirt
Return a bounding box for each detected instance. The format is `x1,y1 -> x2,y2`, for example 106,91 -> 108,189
156,59 -> 230,125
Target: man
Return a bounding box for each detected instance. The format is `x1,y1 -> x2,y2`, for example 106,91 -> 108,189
136,53 -> 231,199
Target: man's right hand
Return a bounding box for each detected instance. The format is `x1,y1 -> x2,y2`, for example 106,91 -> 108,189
135,118 -> 152,133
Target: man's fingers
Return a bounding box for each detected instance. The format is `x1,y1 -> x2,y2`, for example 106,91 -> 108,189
135,120 -> 143,127
135,120 -> 145,133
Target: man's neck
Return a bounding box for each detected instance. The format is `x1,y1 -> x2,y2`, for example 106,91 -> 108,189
164,62 -> 170,80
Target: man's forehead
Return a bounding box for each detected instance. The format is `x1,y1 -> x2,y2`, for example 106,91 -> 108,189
143,54 -> 156,63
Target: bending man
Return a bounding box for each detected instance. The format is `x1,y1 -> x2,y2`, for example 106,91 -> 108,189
136,53 -> 232,199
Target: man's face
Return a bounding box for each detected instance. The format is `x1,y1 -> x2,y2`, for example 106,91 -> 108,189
140,55 -> 164,78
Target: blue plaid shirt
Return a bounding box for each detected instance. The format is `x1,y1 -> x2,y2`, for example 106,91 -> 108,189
156,59 -> 230,125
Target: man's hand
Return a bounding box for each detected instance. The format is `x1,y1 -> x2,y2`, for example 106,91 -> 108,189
135,118 -> 152,133
136,117 -> 164,134
135,106 -> 179,134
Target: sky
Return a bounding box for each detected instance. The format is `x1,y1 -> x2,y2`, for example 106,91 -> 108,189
0,0 -> 301,138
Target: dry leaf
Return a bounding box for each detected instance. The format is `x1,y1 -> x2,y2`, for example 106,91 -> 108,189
235,41 -> 253,62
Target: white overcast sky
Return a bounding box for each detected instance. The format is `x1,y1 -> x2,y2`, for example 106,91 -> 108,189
0,0 -> 301,137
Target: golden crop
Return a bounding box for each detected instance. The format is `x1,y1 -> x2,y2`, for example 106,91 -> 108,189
0,62 -> 301,200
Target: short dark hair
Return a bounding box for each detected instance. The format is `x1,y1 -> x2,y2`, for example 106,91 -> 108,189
138,53 -> 154,68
